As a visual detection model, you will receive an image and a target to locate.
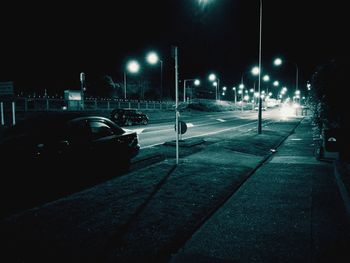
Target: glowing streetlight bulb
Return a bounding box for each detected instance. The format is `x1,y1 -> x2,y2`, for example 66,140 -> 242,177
127,60 -> 140,73
146,52 -> 159,65
263,75 -> 270,81
274,58 -> 282,66
251,66 -> 260,76
209,73 -> 216,81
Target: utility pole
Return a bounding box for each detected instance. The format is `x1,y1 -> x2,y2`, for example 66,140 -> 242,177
257,0 -> 263,134
173,46 -> 179,165
80,72 -> 85,110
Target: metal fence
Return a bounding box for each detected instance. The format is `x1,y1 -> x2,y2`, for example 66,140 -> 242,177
0,97 -> 175,126
1,97 -> 175,112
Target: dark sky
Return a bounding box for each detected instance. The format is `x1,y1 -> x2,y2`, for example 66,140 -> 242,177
0,0 -> 348,96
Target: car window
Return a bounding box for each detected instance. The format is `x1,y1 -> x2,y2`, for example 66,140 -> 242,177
67,120 -> 91,141
89,121 -> 115,139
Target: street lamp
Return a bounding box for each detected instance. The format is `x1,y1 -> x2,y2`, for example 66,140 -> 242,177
274,57 -> 299,93
222,86 -> 227,98
307,83 -> 311,91
146,51 -> 163,100
257,0 -> 263,134
124,60 -> 140,99
183,78 -> 200,102
262,74 -> 270,96
232,87 -> 237,105
251,66 -> 260,76
208,73 -> 220,100
262,75 -> 270,82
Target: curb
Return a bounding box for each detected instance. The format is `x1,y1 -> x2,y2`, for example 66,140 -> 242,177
334,161 -> 350,220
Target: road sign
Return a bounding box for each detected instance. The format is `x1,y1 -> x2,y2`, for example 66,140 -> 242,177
0,81 -> 14,96
175,120 -> 187,135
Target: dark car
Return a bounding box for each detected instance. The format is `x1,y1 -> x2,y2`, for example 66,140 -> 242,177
0,113 -> 139,163
0,113 -> 140,218
111,108 -> 149,126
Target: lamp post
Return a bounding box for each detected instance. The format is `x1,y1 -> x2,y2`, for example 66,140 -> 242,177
262,74 -> 270,95
257,0 -> 263,134
124,60 -> 140,100
274,57 -> 299,93
222,86 -> 227,100
146,52 -> 163,100
232,87 -> 237,105
80,72 -> 85,110
209,73 -> 219,100
183,79 -> 200,102
238,84 -> 244,111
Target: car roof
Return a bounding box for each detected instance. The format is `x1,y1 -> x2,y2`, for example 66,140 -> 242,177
2,113 -> 116,137
16,112 -> 108,125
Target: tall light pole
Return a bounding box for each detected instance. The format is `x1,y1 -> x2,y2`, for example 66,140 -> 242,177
232,87 -> 237,105
160,59 -> 163,100
80,72 -> 85,110
173,46 -> 179,165
262,74 -> 270,95
274,57 -> 299,93
146,52 -> 163,100
124,60 -> 140,100
183,79 -> 200,102
209,73 -> 219,100
257,0 -> 263,134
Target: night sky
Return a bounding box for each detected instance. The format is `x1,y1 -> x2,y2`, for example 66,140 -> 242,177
0,0 -> 348,97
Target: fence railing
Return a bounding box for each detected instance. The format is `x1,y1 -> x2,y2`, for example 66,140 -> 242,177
1,97 -> 175,112
0,98 -> 176,126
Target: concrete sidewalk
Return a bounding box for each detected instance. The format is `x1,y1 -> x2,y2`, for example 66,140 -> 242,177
171,117 -> 350,263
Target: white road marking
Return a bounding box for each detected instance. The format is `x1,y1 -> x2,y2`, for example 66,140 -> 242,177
216,119 -> 226,122
140,118 -> 275,149
129,128 -> 145,134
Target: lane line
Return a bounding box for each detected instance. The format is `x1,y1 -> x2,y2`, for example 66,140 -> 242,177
140,120 -> 274,149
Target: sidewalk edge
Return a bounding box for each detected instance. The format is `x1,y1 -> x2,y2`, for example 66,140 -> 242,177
334,161 -> 350,220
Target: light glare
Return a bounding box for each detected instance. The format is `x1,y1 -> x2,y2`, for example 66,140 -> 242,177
127,60 -> 140,73
146,52 -> 159,65
274,58 -> 282,66
251,66 -> 260,76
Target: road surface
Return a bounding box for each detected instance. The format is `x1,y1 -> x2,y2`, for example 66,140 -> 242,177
129,108 -> 282,148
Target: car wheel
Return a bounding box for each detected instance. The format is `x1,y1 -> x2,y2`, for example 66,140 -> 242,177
142,119 -> 148,125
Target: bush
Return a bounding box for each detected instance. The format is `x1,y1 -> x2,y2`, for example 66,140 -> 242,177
310,58 -> 350,161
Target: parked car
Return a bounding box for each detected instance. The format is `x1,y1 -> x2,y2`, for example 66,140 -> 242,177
0,113 -> 140,165
0,113 -> 140,218
111,108 -> 149,126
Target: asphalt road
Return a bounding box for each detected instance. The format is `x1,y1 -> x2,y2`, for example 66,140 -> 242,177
130,108 -> 282,148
